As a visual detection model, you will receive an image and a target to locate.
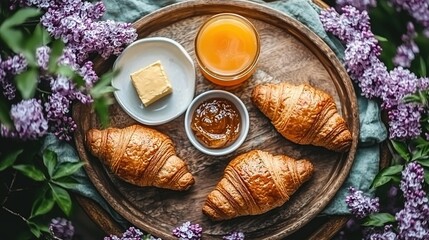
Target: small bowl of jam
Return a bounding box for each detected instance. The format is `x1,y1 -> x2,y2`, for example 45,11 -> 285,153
184,90 -> 249,156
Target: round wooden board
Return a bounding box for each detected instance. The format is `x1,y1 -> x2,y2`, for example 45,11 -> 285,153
73,0 -> 359,239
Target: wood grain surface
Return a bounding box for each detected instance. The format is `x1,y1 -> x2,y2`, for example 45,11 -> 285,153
73,0 -> 360,239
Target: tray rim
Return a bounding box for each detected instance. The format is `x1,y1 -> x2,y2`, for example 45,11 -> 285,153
73,0 -> 359,239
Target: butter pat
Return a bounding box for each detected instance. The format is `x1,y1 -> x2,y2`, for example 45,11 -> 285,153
130,60 -> 173,107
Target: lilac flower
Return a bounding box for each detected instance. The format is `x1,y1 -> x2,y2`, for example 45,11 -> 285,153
390,0 -> 429,37
78,61 -> 98,87
393,22 -> 419,67
336,0 -> 377,12
359,56 -> 389,99
0,54 -> 27,100
5,99 -> 48,140
122,226 -> 144,238
104,226 -> 142,240
396,162 -> 429,239
320,6 -> 371,43
2,54 -> 27,74
320,6 -> 429,139
346,186 -> 380,219
50,116 -> 77,142
0,56 -> 6,81
50,75 -> 75,95
172,221 -> 203,240
36,46 -> 51,70
364,225 -> 397,240
344,35 -> 381,80
223,231 -> 245,240
380,67 -> 419,110
38,0 -> 136,64
45,92 -> 70,121
49,217 -> 75,240
388,102 -> 423,139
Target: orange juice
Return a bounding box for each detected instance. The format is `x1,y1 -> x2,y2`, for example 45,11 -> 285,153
195,13 -> 260,86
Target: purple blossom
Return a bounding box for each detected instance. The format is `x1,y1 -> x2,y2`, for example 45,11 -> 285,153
320,6 -> 429,140
387,102 -> 423,139
346,186 -> 380,219
344,35 -> 381,80
393,22 -> 419,67
45,92 -> 71,120
396,162 -> 429,239
359,56 -> 389,99
0,54 -> 27,100
172,221 -> 203,240
336,0 -> 377,12
36,46 -> 51,70
50,75 -> 74,95
49,217 -> 75,240
5,99 -> 48,140
50,116 -> 77,141
380,67 -> 419,110
38,0 -> 136,64
2,54 -> 27,74
78,61 -> 98,87
390,0 -> 429,37
320,6 -> 372,43
364,225 -> 397,240
223,231 -> 245,240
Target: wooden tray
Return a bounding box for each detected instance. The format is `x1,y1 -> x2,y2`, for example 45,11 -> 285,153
73,0 -> 359,239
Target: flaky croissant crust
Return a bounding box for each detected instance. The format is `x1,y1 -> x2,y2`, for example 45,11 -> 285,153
203,150 -> 313,221
251,82 -> 352,152
86,125 -> 194,191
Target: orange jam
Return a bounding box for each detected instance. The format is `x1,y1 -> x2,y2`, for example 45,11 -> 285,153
191,98 -> 241,149
195,13 -> 260,86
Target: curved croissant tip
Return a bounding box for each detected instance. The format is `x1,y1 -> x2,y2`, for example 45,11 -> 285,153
86,129 -> 102,154
297,159 -> 314,181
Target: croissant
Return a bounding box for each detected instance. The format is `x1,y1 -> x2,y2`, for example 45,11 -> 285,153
251,82 -> 352,152
202,150 -> 313,221
86,125 -> 195,191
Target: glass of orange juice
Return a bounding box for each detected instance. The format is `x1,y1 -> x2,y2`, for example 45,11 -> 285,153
195,13 -> 260,87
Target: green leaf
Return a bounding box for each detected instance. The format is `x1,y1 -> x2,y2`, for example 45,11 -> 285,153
375,35 -> 388,42
52,178 -> 80,190
425,169 -> 429,186
52,161 -> 84,180
90,70 -> 118,98
50,184 -> 72,215
31,189 -> 54,217
411,146 -> 429,161
0,98 -> 12,128
93,96 -> 112,129
15,68 -> 38,99
13,164 -> 46,181
390,140 -> 410,161
362,213 -> 396,227
0,148 -> 23,171
21,24 -> 50,67
403,94 -> 423,104
420,57 -> 427,77
42,149 -> 57,177
0,28 -> 23,53
415,156 -> 429,166
413,136 -> 429,148
27,221 -> 42,238
0,8 -> 41,53
371,165 -> 403,189
47,40 -> 65,72
0,8 -> 41,30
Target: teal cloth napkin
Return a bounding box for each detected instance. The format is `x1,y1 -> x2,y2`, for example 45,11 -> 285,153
47,0 -> 388,224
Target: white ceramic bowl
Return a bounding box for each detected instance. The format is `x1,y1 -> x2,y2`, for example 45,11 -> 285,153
112,37 -> 195,125
184,90 -> 249,156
